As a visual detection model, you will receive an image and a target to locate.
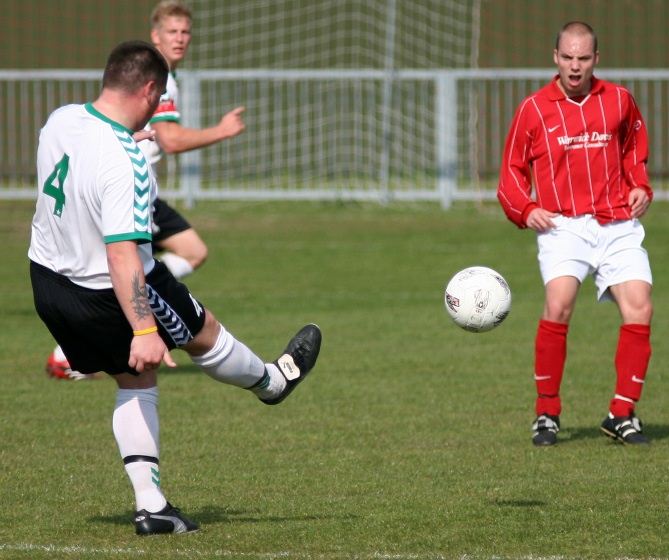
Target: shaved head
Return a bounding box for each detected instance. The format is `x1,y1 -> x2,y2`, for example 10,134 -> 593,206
556,22 -> 598,54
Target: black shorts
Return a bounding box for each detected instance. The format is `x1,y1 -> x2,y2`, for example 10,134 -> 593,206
152,197 -> 192,251
30,260 -> 206,375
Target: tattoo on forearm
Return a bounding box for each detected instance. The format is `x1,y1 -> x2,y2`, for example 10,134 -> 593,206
131,272 -> 152,320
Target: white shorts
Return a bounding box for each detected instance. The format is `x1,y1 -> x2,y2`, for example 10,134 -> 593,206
537,215 -> 652,302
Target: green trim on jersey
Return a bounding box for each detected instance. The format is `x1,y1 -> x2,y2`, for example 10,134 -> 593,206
83,103 -> 153,243
105,231 -> 152,244
112,128 -> 152,239
149,113 -> 179,124
84,103 -> 133,134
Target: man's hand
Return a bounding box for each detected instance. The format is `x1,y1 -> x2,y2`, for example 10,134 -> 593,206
133,129 -> 156,143
526,207 -> 559,232
128,331 -> 177,373
629,188 -> 651,219
218,106 -> 245,139
106,240 -> 176,374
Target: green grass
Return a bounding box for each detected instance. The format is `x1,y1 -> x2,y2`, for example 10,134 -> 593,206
2,199 -> 669,559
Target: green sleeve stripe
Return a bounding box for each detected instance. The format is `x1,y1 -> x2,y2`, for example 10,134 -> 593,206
149,114 -> 179,124
110,128 -> 152,237
105,232 -> 152,244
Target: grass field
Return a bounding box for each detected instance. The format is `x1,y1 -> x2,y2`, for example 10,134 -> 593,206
2,199 -> 669,559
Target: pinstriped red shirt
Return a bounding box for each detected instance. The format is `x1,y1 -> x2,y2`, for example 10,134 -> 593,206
497,76 -> 652,228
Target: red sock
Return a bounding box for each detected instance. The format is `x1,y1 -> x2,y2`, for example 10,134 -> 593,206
534,319 -> 568,417
609,324 -> 651,417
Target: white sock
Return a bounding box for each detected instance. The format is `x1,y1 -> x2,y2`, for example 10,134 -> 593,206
160,252 -> 194,280
112,387 -> 167,513
53,345 -> 67,362
190,324 -> 286,399
124,461 -> 165,513
250,362 -> 288,401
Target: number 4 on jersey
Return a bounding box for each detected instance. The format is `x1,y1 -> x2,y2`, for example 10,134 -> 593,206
43,154 -> 69,217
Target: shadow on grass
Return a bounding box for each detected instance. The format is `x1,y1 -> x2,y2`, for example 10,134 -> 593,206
89,506 -> 357,527
488,498 -> 547,507
559,423 -> 669,443
158,364 -> 204,375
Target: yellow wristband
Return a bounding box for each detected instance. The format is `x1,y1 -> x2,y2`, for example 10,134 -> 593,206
133,326 -> 158,336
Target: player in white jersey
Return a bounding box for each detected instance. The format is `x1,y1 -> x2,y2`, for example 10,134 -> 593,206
142,0 -> 245,280
29,40 -> 322,536
139,71 -> 179,168
30,103 -> 156,288
46,0 -> 246,379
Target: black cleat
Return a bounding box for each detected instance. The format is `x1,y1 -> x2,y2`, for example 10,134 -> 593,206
532,414 -> 560,446
600,412 -> 650,445
135,502 -> 199,536
260,324 -> 322,405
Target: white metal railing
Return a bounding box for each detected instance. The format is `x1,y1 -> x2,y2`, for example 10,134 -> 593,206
3,69 -> 669,207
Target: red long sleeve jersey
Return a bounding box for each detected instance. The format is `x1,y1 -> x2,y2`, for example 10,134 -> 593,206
497,76 -> 652,228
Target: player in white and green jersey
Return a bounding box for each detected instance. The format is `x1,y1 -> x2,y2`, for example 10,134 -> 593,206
29,40 -> 322,536
30,102 -> 155,289
141,0 -> 246,280
140,71 -> 179,167
46,1 -> 245,378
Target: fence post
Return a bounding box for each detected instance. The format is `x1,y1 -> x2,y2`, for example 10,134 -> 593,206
436,71 -> 457,209
379,0 -> 397,205
179,70 -> 202,208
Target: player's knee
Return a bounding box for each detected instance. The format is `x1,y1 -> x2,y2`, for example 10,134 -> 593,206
625,300 -> 653,325
181,236 -> 208,270
191,245 -> 208,270
183,309 -> 220,356
543,302 -> 573,324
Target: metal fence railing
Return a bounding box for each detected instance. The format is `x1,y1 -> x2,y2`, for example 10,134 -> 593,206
3,69 -> 669,207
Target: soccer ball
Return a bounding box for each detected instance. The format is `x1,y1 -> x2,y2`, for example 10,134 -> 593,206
444,266 -> 511,333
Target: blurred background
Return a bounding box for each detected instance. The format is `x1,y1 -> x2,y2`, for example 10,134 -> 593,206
5,0 -> 665,69
3,0 -> 668,204
6,0 -> 669,69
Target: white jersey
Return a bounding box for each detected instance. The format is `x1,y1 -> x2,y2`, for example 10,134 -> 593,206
139,71 -> 180,168
29,103 -> 156,289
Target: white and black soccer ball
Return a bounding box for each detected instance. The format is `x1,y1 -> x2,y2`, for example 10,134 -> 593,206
444,266 -> 511,333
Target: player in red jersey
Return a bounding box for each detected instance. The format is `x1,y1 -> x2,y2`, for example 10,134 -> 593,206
497,22 -> 653,446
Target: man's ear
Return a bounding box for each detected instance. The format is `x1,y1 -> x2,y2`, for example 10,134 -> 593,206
145,80 -> 159,102
150,27 -> 160,47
